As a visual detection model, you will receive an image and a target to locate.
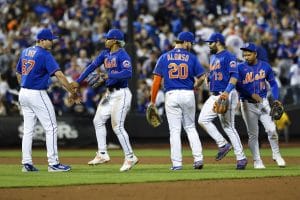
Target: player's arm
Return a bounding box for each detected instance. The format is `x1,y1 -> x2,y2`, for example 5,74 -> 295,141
54,70 -> 76,94
194,73 -> 206,88
220,75 -> 238,100
16,72 -> 21,84
150,74 -> 162,104
266,65 -> 279,100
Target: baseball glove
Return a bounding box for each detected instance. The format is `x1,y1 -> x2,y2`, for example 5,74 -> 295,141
86,72 -> 105,88
146,104 -> 163,128
213,98 -> 229,114
270,100 -> 284,120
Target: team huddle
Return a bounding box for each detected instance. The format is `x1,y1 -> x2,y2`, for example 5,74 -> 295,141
17,28 -> 285,172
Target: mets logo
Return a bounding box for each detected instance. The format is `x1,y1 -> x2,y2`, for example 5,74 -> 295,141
123,60 -> 131,68
230,61 -> 237,68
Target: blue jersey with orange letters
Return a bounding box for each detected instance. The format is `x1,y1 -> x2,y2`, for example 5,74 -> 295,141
77,48 -> 132,88
208,50 -> 237,92
16,46 -> 59,90
236,60 -> 278,100
153,48 -> 205,92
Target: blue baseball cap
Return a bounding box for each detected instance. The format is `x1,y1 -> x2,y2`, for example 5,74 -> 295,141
36,28 -> 58,40
176,31 -> 195,43
205,32 -> 225,44
240,42 -> 257,52
105,29 -> 124,40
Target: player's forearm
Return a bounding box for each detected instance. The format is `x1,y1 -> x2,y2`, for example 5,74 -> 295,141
76,62 -> 98,84
16,73 -> 21,84
150,75 -> 162,104
108,69 -> 132,79
55,70 -> 74,93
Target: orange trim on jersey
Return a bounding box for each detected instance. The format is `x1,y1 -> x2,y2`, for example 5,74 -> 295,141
150,75 -> 162,104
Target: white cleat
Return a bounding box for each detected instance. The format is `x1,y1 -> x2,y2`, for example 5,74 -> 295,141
254,160 -> 266,169
120,155 -> 139,172
88,152 -> 110,165
274,156 -> 286,168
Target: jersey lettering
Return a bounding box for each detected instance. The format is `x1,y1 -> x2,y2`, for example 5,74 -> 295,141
104,58 -> 117,68
21,59 -> 36,75
168,63 -> 188,79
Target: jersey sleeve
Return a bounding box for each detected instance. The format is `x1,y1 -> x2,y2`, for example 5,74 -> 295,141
45,53 -> 60,75
193,54 -> 205,77
227,54 -> 238,74
76,50 -> 107,83
265,62 -> 275,82
153,54 -> 164,76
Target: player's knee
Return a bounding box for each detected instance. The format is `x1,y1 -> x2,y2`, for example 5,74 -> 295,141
112,124 -> 124,135
93,116 -> 105,127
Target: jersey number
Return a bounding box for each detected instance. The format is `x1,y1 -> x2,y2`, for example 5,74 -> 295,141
21,59 -> 35,75
213,72 -> 223,81
168,63 -> 188,79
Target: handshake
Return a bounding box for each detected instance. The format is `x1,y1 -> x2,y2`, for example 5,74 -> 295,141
67,81 -> 82,106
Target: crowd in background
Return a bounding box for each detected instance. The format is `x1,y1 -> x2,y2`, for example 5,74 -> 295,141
0,0 -> 299,117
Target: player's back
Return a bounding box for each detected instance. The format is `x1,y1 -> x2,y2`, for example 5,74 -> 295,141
17,46 -> 59,90
154,48 -> 204,92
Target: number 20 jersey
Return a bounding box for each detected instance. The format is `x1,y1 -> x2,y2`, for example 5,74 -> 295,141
16,46 -> 59,90
153,48 -> 205,92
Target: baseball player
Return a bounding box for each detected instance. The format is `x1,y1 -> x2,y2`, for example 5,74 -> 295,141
72,29 -> 138,172
16,28 -> 79,172
236,42 -> 286,169
198,32 -> 247,170
150,31 -> 206,170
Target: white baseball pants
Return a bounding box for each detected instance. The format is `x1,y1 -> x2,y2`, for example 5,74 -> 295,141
93,88 -> 135,159
19,88 -> 59,165
198,90 -> 246,161
241,98 -> 282,161
165,90 -> 203,167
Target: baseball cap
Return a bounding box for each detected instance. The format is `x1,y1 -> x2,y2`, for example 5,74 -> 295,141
205,32 -> 225,44
36,28 -> 58,40
240,42 -> 257,52
176,31 -> 195,43
104,29 -> 124,40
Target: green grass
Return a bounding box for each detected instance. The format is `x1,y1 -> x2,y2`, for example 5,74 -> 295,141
0,148 -> 299,188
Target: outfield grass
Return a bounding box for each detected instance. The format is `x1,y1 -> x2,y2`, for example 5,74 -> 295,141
0,148 -> 299,188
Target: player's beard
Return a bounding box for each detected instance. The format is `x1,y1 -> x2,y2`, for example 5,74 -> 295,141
210,47 -> 217,54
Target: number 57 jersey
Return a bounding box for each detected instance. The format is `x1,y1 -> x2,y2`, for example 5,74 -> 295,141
153,48 -> 205,92
16,46 -> 59,90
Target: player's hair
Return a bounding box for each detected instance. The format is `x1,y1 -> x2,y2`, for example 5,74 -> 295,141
117,40 -> 126,47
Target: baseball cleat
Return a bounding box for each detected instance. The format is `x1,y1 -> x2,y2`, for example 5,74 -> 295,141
170,166 -> 183,171
120,155 -> 139,172
22,163 -> 39,172
273,156 -> 286,168
215,143 -> 232,161
48,163 -> 71,172
88,152 -> 110,165
193,160 -> 204,170
236,158 -> 247,170
254,160 -> 266,169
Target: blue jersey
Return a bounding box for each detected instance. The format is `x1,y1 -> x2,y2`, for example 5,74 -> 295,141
77,48 -> 132,88
153,48 -> 205,92
208,50 -> 237,92
236,60 -> 277,100
16,46 -> 59,90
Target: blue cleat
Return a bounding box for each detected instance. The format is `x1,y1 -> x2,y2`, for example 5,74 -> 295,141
193,160 -> 204,169
48,163 -> 71,172
215,143 -> 232,161
22,163 -> 39,172
170,166 -> 183,171
236,158 -> 247,170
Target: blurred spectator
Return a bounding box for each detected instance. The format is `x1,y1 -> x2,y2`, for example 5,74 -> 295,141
289,59 -> 300,105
